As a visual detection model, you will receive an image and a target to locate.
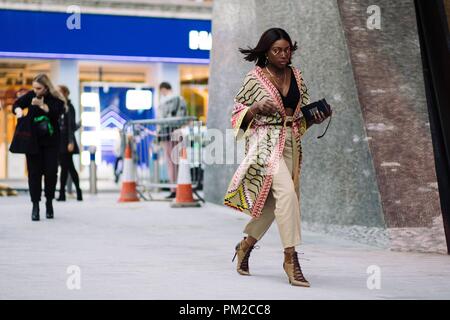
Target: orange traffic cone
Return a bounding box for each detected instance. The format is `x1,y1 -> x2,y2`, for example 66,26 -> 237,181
170,147 -> 201,208
119,138 -> 139,202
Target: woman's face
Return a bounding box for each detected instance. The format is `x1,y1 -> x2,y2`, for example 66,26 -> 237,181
32,82 -> 47,98
267,39 -> 292,68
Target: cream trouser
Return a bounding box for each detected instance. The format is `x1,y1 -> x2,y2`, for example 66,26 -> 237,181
243,125 -> 301,248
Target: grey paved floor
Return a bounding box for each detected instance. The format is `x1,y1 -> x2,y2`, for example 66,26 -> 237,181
1,193 -> 449,300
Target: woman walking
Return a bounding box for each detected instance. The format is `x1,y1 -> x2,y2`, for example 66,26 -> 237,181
224,28 -> 331,287
56,85 -> 82,202
10,74 -> 65,221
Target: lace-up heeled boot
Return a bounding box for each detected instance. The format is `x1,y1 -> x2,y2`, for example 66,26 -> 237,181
283,250 -> 310,287
232,237 -> 258,276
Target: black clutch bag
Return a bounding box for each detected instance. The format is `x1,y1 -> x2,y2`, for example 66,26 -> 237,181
301,98 -> 332,139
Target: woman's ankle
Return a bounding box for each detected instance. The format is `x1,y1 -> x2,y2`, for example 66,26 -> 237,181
284,247 -> 295,254
245,236 -> 257,247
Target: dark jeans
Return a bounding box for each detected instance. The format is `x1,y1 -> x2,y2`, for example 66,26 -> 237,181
59,152 -> 80,194
26,146 -> 59,202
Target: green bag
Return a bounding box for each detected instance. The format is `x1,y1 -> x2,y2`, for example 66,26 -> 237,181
33,115 -> 54,137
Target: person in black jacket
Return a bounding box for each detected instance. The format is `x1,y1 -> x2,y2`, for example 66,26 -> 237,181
56,85 -> 82,202
9,73 -> 65,221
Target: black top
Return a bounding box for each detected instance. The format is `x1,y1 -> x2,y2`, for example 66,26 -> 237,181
9,90 -> 64,154
278,68 -> 300,109
59,99 -> 80,154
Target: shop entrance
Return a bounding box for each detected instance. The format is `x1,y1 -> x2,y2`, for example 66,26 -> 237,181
0,59 -> 210,180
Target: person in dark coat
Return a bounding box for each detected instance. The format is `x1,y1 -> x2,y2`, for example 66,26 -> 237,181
56,85 -> 82,202
9,73 -> 65,221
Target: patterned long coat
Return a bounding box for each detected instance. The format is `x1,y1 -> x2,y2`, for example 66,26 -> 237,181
223,66 -> 310,218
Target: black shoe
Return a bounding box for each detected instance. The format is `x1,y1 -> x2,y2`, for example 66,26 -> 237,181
32,202 -> 40,221
56,193 -> 66,201
46,200 -> 54,219
165,191 -> 176,199
76,188 -> 83,201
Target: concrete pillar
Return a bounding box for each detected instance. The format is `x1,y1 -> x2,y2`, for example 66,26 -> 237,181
204,0 -> 258,207
50,60 -> 81,171
49,60 -> 80,122
336,0 -> 446,253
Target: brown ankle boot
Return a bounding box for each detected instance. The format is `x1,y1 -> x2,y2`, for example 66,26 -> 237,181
283,251 -> 310,287
232,237 -> 257,276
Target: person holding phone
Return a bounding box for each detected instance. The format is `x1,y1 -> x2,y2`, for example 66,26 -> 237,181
9,74 -> 65,221
224,28 -> 331,287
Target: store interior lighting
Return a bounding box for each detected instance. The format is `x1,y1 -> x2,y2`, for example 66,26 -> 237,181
125,89 -> 153,110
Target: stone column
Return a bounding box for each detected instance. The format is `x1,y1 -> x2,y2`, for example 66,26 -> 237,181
50,60 -> 80,115
50,60 -> 81,172
336,0 -> 446,253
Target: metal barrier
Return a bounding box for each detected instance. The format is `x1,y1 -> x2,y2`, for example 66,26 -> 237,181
122,116 -> 205,202
89,145 -> 97,194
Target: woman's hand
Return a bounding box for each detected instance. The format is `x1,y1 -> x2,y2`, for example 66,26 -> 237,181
67,143 -> 74,153
312,111 -> 326,124
32,97 -> 49,112
15,108 -> 23,118
252,98 -> 278,116
31,97 -> 43,107
312,107 -> 333,124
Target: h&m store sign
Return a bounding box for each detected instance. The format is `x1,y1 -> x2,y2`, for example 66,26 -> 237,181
0,9 -> 211,63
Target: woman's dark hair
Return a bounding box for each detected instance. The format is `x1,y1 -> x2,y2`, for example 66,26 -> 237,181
159,82 -> 172,90
239,28 -> 298,67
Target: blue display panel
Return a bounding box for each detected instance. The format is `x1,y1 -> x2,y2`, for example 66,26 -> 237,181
0,9 -> 211,63
81,85 -> 155,166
